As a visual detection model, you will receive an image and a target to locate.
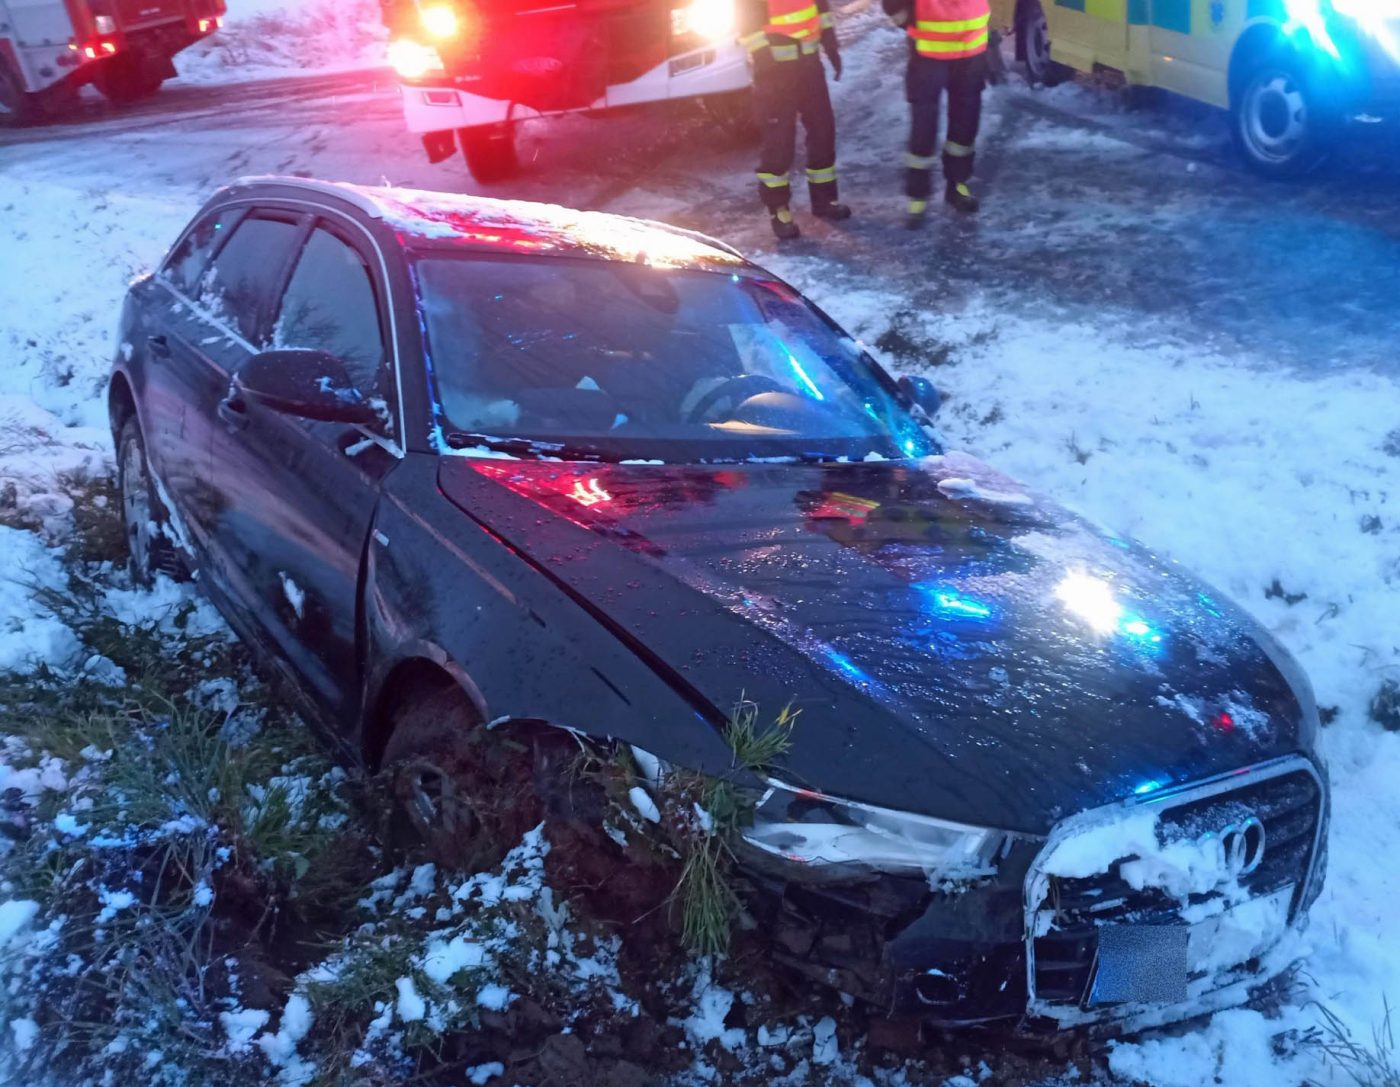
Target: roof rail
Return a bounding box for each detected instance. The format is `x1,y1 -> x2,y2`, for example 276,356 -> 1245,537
227,175 -> 387,219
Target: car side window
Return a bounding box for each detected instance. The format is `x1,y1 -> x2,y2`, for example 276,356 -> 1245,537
272,225 -> 388,400
198,215 -> 302,345
161,207 -> 246,295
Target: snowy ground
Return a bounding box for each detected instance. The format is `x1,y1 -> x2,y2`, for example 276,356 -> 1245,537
2,6 -> 1399,1084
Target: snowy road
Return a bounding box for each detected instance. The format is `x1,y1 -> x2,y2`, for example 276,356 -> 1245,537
2,13 -> 1399,1086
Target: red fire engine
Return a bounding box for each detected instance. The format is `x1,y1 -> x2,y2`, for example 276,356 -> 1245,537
380,0 -> 753,180
1,0 -> 226,124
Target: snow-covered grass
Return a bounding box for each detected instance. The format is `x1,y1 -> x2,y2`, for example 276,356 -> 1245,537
174,0 -> 387,86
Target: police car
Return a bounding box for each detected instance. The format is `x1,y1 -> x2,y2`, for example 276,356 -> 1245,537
995,0 -> 1400,175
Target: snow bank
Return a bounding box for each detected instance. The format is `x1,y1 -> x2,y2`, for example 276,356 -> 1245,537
174,0 -> 387,86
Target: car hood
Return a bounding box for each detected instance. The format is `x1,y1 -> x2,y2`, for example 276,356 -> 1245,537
438,452 -> 1315,834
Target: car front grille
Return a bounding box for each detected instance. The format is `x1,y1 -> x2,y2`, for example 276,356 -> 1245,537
1030,763 -> 1324,1010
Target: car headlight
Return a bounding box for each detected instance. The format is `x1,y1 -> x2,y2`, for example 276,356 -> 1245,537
670,0 -> 737,42
739,779 -> 1007,882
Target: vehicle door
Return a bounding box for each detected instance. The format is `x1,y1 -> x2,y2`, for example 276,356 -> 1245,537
1145,0 -> 1235,104
205,216 -> 401,727
1048,0 -> 1131,74
141,207 -> 300,553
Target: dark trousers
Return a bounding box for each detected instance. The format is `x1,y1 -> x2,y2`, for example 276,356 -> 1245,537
905,50 -> 985,200
754,50 -> 839,212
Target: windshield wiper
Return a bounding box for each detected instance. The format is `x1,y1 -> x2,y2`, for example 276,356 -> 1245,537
443,431 -> 621,463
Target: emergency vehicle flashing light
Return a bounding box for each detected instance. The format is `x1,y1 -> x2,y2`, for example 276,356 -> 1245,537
389,37 -> 445,79
670,0 -> 738,42
420,4 -> 461,39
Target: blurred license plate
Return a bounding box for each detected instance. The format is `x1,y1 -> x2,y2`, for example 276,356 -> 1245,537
1087,884 -> 1295,1006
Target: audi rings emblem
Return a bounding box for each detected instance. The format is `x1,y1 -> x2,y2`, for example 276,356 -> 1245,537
1210,816 -> 1267,878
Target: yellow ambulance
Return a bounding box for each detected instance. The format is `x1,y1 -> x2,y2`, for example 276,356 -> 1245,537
990,0 -> 1400,175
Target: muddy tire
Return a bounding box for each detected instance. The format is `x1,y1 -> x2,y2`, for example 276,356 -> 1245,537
460,123 -> 520,183
1231,53 -> 1334,179
94,55 -> 164,104
1017,0 -> 1069,87
117,416 -> 187,586
0,61 -> 34,128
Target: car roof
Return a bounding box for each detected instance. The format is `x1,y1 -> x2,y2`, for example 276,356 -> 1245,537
219,176 -> 747,271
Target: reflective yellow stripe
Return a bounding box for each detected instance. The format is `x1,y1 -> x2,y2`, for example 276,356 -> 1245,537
913,12 -> 989,31
905,152 -> 937,169
913,31 -> 988,53
741,30 -> 768,51
943,139 -> 974,156
820,11 -> 835,26
908,199 -> 928,214
806,165 -> 837,184
770,5 -> 818,24
770,42 -> 799,59
757,172 -> 791,187
801,37 -> 820,52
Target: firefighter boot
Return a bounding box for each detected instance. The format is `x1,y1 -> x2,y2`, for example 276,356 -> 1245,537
945,181 -> 980,214
770,206 -> 801,240
905,199 -> 929,230
813,202 -> 852,221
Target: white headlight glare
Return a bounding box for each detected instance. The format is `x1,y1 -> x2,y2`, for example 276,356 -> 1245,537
740,779 -> 1006,880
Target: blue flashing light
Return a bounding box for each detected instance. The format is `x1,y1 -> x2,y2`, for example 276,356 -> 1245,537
1133,779 -> 1164,796
903,439 -> 918,456
1282,0 -> 1342,59
1119,616 -> 1163,644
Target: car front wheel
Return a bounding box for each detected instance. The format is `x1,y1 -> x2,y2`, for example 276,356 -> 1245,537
1232,56 -> 1335,178
117,417 -> 185,586
1017,0 -> 1069,86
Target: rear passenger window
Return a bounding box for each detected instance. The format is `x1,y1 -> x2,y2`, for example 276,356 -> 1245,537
161,207 -> 245,295
199,216 -> 301,344
273,227 -> 386,395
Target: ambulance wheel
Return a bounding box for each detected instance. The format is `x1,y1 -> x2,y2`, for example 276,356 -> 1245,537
460,123 -> 520,183
1231,56 -> 1334,179
95,55 -> 164,104
0,61 -> 34,127
1017,0 -> 1069,86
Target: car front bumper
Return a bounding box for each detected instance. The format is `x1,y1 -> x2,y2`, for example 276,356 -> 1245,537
741,755 -> 1328,1032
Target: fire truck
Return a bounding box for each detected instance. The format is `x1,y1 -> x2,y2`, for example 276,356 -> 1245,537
380,0 -> 753,181
996,0 -> 1400,176
0,0 -> 226,125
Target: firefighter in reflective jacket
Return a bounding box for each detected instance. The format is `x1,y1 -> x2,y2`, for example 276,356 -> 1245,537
883,0 -> 988,223
739,0 -> 850,240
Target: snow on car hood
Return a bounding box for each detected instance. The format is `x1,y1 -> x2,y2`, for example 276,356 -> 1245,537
438,453 -> 1317,834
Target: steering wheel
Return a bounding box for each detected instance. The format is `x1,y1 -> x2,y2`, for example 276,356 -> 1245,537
686,374 -> 788,424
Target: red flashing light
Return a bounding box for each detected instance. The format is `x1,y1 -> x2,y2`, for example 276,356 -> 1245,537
102,41 -> 117,54
1216,712 -> 1235,732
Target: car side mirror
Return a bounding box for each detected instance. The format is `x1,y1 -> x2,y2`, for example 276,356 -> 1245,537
899,375 -> 942,418
231,349 -> 378,425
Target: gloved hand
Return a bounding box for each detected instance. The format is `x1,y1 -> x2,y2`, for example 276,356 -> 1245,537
827,49 -> 843,80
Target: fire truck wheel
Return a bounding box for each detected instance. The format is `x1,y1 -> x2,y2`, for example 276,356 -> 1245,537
1016,0 -> 1069,87
0,61 -> 34,128
702,90 -> 758,145
460,124 -> 520,183
94,55 -> 165,105
1231,55 -> 1334,179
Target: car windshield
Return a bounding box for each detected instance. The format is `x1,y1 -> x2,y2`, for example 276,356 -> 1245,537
415,255 -> 935,462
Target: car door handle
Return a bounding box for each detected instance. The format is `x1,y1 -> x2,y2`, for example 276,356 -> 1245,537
217,396 -> 249,431
147,334 -> 171,359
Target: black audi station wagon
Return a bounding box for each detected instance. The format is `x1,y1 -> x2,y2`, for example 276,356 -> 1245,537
109,177 -> 1328,1031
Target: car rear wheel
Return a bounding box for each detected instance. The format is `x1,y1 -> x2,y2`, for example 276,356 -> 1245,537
1231,56 -> 1334,178
117,417 -> 187,586
94,55 -> 164,104
460,123 -> 520,183
1017,0 -> 1069,86
0,61 -> 34,128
